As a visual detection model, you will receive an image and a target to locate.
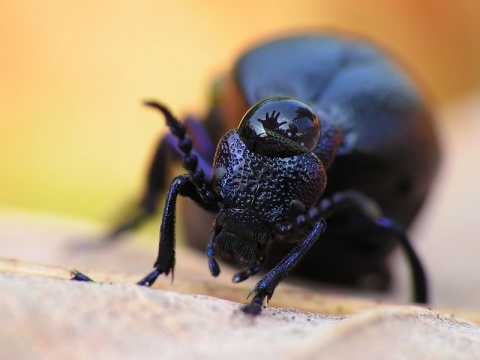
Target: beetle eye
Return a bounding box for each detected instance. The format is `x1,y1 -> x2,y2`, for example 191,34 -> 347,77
237,97 -> 321,157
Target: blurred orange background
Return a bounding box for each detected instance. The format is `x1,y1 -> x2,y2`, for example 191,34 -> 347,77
1,0 -> 479,222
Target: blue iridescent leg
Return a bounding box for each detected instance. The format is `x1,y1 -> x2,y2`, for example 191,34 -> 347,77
207,235 -> 220,277
243,220 -> 327,315
232,257 -> 265,283
70,270 -> 94,282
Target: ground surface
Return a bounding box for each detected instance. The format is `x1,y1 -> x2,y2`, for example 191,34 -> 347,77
1,94 -> 480,359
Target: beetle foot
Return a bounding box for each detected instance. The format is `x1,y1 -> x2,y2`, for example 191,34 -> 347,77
137,268 -> 164,287
242,293 -> 267,315
232,262 -> 262,283
70,268 -> 166,288
242,279 -> 274,315
207,235 -> 221,277
208,259 -> 220,277
233,270 -> 251,283
70,270 -> 94,282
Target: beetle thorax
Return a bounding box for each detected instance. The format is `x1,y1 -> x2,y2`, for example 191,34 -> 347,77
209,130 -> 326,265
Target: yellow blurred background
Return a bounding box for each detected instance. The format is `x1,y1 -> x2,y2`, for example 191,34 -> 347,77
1,0 -> 479,223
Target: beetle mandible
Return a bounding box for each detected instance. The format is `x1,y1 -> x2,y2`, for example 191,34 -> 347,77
76,34 -> 440,315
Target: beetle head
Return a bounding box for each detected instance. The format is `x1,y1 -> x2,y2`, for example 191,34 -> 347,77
210,97 -> 326,268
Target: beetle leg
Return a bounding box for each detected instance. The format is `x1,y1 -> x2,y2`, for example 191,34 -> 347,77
73,175 -> 211,287
206,234 -> 221,277
232,256 -> 265,283
308,190 -> 427,303
243,220 -> 327,315
72,175 -> 193,286
135,174 -> 189,286
73,174 -> 219,287
137,172 -> 219,287
139,174 -> 187,285
374,217 -> 427,303
70,270 -> 94,282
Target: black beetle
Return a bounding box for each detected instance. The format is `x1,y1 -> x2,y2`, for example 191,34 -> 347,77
76,34 -> 440,315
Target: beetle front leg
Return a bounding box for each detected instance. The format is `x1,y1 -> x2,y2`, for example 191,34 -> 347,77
374,217 -> 427,303
314,190 -> 428,303
243,220 -> 327,315
206,234 -> 221,277
138,174 -> 206,286
71,173 -> 216,286
232,256 -> 265,283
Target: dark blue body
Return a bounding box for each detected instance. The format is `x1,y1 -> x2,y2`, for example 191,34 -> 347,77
73,33 -> 440,314
197,34 -> 440,289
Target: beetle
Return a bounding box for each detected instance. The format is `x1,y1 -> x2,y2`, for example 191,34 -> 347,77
75,34 -> 440,315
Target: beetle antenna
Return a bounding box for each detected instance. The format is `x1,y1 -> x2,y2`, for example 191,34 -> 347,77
144,101 -> 215,202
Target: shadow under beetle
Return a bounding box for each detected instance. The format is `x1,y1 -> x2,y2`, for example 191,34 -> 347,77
75,34 -> 440,315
